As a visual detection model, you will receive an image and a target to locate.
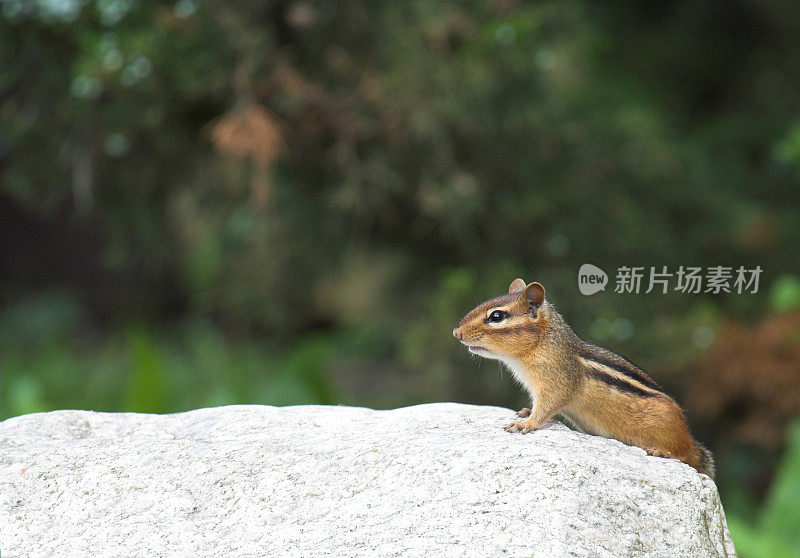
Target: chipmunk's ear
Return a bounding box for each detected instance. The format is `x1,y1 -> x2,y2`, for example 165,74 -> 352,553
524,282 -> 545,318
508,278 -> 526,293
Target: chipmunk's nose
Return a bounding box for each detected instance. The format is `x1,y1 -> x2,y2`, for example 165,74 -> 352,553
452,328 -> 463,341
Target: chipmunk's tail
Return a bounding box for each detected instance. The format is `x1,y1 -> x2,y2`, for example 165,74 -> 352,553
696,443 -> 715,480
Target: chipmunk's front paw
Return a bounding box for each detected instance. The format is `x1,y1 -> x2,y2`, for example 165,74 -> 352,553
504,418 -> 540,434
516,408 -> 531,418
645,447 -> 673,459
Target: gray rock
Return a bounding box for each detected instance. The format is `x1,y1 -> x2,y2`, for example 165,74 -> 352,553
0,403 -> 735,557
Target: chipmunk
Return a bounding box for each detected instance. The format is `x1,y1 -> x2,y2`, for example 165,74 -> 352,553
452,278 -> 714,478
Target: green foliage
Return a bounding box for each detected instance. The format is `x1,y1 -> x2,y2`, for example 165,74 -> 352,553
124,328 -> 167,414
728,423 -> 800,558
769,275 -> 800,313
760,423 -> 800,551
3,2 -> 799,341
0,292 -> 338,417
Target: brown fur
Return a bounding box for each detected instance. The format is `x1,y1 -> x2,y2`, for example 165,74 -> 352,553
452,279 -> 714,479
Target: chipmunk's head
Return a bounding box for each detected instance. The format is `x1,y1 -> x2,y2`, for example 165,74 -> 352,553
452,278 -> 548,362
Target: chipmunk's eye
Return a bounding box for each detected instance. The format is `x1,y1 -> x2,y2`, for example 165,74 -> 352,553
487,310 -> 508,323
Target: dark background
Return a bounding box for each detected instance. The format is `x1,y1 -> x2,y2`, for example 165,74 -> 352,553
2,2 -> 800,554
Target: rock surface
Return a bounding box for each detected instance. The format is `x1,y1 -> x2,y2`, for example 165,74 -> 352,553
0,403 -> 735,557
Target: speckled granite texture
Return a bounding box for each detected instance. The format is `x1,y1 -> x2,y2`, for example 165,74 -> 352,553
0,403 -> 735,557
